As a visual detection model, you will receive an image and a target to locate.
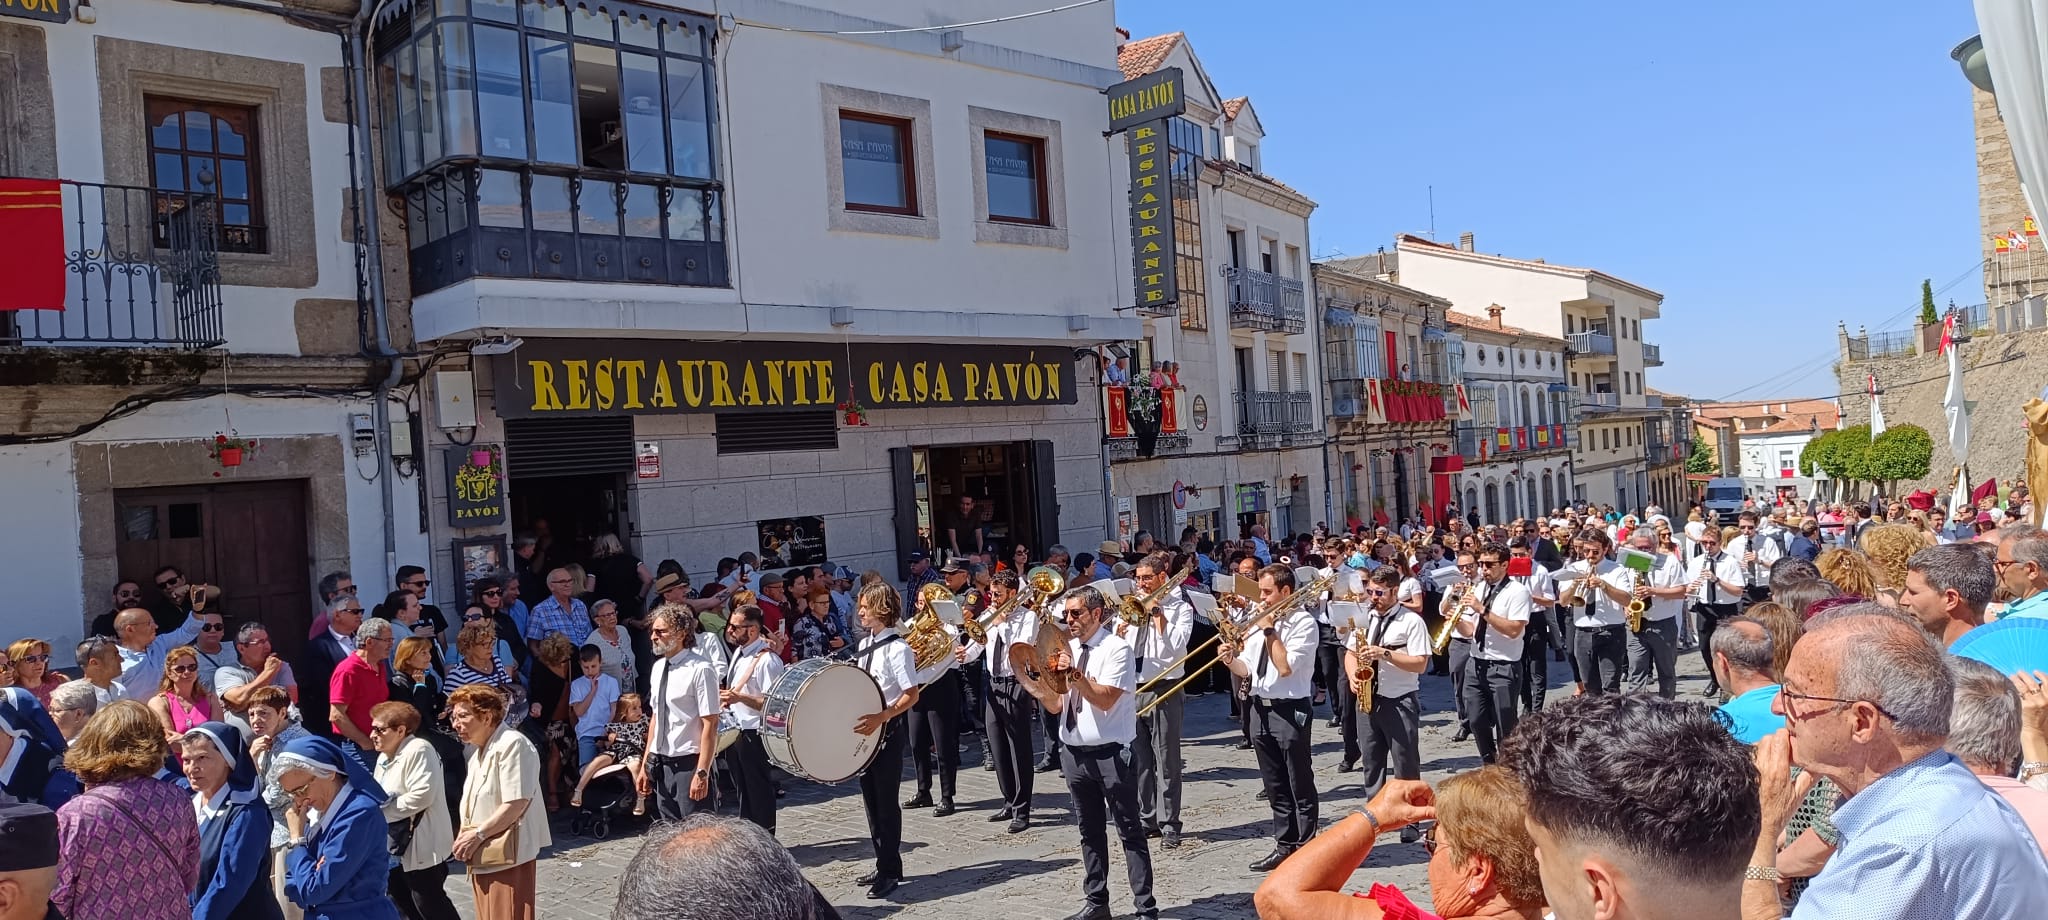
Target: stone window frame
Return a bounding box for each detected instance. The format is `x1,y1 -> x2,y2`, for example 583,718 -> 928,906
96,36 -> 319,289
0,22 -> 56,179
820,83 -> 937,239
966,105 -> 1067,250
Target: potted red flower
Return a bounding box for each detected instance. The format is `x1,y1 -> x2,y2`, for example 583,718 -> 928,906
836,396 -> 870,427
211,432 -> 257,468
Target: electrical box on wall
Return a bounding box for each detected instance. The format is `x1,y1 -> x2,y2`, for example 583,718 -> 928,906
389,411 -> 415,458
435,370 -> 479,430
349,413 -> 376,456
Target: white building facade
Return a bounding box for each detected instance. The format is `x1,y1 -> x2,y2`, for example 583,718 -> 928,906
1314,263 -> 1456,530
383,0 -> 1137,584
1445,308 -> 1575,522
1389,234 -> 1666,513
1102,32 -> 1326,546
0,0 -> 428,664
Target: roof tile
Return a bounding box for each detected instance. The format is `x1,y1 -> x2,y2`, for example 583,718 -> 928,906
1221,96 -> 1248,120
1116,32 -> 1181,81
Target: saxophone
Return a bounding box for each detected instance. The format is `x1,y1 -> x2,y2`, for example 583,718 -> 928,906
1351,626 -> 1380,714
1624,570 -> 1648,633
1431,582 -> 1479,654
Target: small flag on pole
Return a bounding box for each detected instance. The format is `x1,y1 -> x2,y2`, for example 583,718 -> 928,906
2016,232 -> 2032,252
2028,216 -> 2040,237
1998,235 -> 2013,254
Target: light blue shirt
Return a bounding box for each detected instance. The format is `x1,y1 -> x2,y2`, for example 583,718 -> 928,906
1791,751 -> 2048,919
1718,684 -> 1786,744
2001,590 -> 2048,621
116,613 -> 205,701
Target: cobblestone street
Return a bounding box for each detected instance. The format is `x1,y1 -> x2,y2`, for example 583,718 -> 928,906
448,651 -> 1712,918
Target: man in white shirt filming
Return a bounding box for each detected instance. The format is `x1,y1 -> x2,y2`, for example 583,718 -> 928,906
718,604 -> 785,833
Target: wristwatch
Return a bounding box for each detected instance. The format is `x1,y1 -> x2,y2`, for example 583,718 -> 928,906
1743,865 -> 1782,882
694,768 -> 711,779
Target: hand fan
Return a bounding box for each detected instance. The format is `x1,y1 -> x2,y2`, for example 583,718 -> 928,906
1951,617 -> 2048,678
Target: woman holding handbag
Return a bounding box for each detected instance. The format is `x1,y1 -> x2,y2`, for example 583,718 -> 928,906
271,735 -> 402,919
54,700 -> 200,920
369,701 -> 458,920
449,683 -> 550,920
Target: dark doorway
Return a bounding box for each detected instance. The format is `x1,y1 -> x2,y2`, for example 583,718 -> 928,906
508,471 -> 631,576
891,440 -> 1057,578
114,480 -> 311,663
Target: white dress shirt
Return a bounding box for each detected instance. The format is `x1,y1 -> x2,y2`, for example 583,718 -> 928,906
1727,533 -> 1784,587
116,614 -> 205,701
1558,560 -> 1630,629
1643,553 -> 1688,622
984,608 -> 1036,679
722,638 -> 785,731
1058,627 -> 1137,747
1238,609 -> 1319,700
1127,588 -> 1194,683
1511,565 -> 1557,611
1357,606 -> 1430,698
859,627 -> 919,706
647,647 -> 719,758
1686,552 -> 1746,605
1458,579 -> 1534,662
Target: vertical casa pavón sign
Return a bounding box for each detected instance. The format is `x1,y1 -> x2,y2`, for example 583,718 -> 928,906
1106,68 -> 1186,313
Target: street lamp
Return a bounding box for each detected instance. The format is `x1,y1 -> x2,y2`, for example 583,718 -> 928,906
1953,35 -> 1996,94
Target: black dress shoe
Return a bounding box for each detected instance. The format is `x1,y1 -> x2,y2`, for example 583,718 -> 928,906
1255,789 -> 1268,801
1337,759 -> 1358,773
1161,828 -> 1182,849
1036,758 -> 1060,773
903,794 -> 934,808
1234,740 -> 1253,751
1007,815 -> 1029,834
988,806 -> 1014,822
866,877 -> 899,899
1451,726 -> 1471,743
1249,846 -> 1294,872
933,801 -> 957,817
1062,906 -> 1111,920
856,870 -> 880,885
1400,825 -> 1422,844
1146,824 -> 1162,838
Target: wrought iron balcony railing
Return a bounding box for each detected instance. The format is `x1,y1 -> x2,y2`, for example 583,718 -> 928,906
1223,266 -> 1306,334
0,178 -> 224,348
1235,390 -> 1315,436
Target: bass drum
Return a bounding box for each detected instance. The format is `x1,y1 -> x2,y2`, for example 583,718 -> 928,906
761,658 -> 885,784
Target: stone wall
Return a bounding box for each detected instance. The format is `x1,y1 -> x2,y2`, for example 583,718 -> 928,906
1835,326 -> 2048,489
1977,88 -> 2048,306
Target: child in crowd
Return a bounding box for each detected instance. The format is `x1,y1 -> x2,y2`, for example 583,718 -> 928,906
569,693 -> 648,815
567,643 -> 621,783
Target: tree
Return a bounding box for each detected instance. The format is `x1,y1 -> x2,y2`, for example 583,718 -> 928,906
1686,437 -> 1717,475
1919,278 -> 1938,325
1804,425 -> 1874,493
1867,424 -> 1934,492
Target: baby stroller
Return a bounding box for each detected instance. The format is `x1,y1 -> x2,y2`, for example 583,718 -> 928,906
567,762 -> 639,839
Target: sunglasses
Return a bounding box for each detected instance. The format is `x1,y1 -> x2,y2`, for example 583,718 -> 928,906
407,580 -> 430,588
1421,824 -> 1440,856
20,654 -> 49,664
464,613 -> 489,622
156,579 -> 180,588
200,623 -> 225,633
169,664 -> 198,674
481,589 -> 502,597
336,585 -> 359,595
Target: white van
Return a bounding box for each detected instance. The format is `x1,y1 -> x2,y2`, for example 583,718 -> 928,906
1701,478 -> 1746,525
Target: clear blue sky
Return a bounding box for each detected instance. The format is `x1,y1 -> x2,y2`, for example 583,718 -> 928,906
1114,1 -> 1988,401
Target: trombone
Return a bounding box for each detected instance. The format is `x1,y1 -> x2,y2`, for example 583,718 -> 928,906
1136,573 -> 1334,718
1132,589 -> 1253,696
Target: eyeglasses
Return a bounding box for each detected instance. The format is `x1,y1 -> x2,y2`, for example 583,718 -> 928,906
336,585 -> 359,595
19,654 -> 49,664
463,614 -> 488,622
338,606 -> 364,615
155,578 -> 180,588
169,664 -> 198,674
369,724 -> 393,735
1421,824 -> 1440,856
200,623 -> 225,633
406,579 -> 430,588
283,778 -> 315,799
1778,686 -> 1899,721
481,589 -> 502,597
1478,559 -> 1506,568
1365,588 -> 1391,598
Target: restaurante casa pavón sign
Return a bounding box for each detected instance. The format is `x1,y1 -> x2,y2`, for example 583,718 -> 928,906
497,340 -> 1078,418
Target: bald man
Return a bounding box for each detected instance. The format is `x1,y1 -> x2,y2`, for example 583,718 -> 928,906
112,606 -> 204,702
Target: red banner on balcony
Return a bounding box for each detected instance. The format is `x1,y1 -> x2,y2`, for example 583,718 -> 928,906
1515,427 -> 1529,451
1363,379 -> 1388,424
1159,387 -> 1179,434
1382,379 -> 1447,423
1105,386 -> 1130,438
0,178 -> 64,311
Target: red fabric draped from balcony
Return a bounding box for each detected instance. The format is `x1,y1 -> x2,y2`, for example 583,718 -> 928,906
1381,380 -> 1447,423
0,178 -> 64,312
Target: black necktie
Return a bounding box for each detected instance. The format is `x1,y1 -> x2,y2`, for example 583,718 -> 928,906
1254,627 -> 1271,681
652,658 -> 671,755
1706,555 -> 1721,604
1064,642 -> 1092,732
1474,583 -> 1492,652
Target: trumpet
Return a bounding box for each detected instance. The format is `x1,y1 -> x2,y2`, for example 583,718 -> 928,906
966,565 -> 1064,644
1136,573 -> 1335,718
1117,562 -> 1194,628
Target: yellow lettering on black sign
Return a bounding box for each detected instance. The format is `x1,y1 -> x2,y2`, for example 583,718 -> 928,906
518,351 -> 1063,414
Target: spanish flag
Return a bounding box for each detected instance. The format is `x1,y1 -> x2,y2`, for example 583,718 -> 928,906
1997,234 -> 2013,255
0,179 -> 64,311
2028,216 -> 2041,237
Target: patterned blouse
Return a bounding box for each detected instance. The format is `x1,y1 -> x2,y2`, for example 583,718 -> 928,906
55,776 -> 201,920
790,612 -> 844,660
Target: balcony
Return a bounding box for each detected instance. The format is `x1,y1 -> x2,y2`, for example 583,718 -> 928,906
1566,331 -> 1616,357
1578,390 -> 1620,413
1642,342 -> 1663,366
1235,390 -> 1316,438
0,179 -> 224,348
396,160 -> 728,298
1104,384 -> 1192,460
1223,266 -> 1306,334
1459,423 -> 1571,461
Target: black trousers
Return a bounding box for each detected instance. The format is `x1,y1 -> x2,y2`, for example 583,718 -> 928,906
1313,625 -> 1342,704
1461,657 -> 1520,764
1040,702 -> 1064,765
649,752 -> 707,821
1447,638 -> 1472,727
1358,690 -> 1422,791
1573,623 -> 1629,695
723,728 -> 776,832
1695,602 -> 1740,686
387,861 -> 460,920
1188,619 -> 1223,693
959,660 -> 986,732
1519,622 -> 1551,712
986,675 -> 1036,815
1061,742 -> 1157,918
1248,697 -> 1319,848
1323,642 -> 1358,763
859,715 -> 908,878
910,669 -> 960,801
1554,606 -> 1582,684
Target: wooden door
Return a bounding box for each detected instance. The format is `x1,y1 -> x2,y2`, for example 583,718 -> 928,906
114,481 -> 312,663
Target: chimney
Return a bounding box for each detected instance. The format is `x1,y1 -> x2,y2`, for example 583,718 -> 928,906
1486,304 -> 1505,329
1458,232 -> 1475,252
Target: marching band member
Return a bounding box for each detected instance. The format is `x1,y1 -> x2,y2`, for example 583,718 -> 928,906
1344,566 -> 1430,843
1454,544 -> 1533,765
850,584 -> 921,899
1557,529 -> 1629,695
1124,552 -> 1194,850
1505,537 -> 1559,712
1683,528 -> 1747,698
982,570 -> 1035,833
638,604 -> 720,821
1728,511 -> 1784,603
1437,550 -> 1479,743
906,561 -> 973,817
1220,564 -> 1321,872
1019,586 -> 1157,920
1623,530 -> 1689,698
716,604 -> 784,832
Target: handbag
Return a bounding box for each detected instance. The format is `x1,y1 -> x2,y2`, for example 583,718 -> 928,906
387,811 -> 422,858
461,824 -> 519,872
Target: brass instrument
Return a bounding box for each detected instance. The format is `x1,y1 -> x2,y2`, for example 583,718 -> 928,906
967,565 -> 1065,644
1432,582 -> 1479,654
1118,562 -> 1195,627
1350,628 -> 1380,714
1008,606 -> 1073,697
1623,570 -> 1648,633
1136,572 -> 1336,718
908,583 -> 964,671
1132,590 -> 1253,696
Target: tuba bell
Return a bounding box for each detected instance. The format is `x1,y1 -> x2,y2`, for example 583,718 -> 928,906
907,583 -> 961,671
